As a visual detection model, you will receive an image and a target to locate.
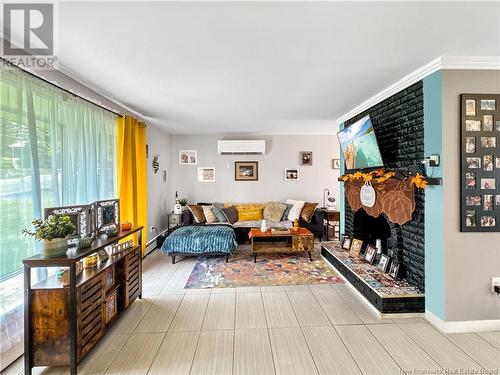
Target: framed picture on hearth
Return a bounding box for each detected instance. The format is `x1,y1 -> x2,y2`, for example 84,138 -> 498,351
349,238 -> 363,257
341,236 -> 351,250
389,262 -> 400,280
377,254 -> 390,273
364,244 -> 377,264
460,94 -> 500,232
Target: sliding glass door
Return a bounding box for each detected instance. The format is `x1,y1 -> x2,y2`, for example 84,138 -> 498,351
0,66 -> 117,369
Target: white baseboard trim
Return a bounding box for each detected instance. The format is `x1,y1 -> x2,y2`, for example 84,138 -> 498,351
425,309 -> 500,333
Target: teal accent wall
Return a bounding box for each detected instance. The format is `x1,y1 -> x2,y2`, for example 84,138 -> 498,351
423,71 -> 445,320
339,122 -> 345,234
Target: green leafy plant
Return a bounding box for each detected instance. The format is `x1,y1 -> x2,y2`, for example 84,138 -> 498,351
178,198 -> 188,206
22,215 -> 76,241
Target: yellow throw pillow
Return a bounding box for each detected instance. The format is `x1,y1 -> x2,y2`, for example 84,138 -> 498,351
236,205 -> 264,221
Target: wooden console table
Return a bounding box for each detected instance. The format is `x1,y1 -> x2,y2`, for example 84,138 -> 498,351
23,226 -> 143,375
249,227 -> 314,262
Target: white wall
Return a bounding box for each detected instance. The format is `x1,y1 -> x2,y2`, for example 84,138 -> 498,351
441,70 -> 500,322
146,125 -> 171,243
168,135 -> 341,207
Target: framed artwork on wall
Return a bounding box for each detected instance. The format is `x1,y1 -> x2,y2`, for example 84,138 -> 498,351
300,151 -> 313,166
235,161 -> 258,181
197,167 -> 216,182
460,94 -> 500,232
179,150 -> 197,165
332,159 -> 341,169
284,168 -> 299,181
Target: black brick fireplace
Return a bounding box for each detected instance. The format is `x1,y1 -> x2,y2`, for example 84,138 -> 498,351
343,81 -> 425,292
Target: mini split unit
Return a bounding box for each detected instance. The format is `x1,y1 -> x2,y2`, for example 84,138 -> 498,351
217,140 -> 266,155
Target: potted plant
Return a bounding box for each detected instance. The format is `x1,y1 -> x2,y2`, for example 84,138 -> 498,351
178,198 -> 188,211
22,215 -> 76,258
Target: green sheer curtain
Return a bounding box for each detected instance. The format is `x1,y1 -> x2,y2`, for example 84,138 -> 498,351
0,66 -> 117,369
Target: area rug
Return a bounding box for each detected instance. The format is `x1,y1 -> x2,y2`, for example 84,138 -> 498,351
184,244 -> 344,289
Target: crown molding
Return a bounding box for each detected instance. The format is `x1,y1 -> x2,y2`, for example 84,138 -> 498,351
336,55 -> 500,125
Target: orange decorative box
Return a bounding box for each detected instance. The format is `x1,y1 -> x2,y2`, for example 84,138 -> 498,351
120,222 -> 132,231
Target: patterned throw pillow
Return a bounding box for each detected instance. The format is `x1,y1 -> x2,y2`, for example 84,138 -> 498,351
300,202 -> 319,223
286,199 -> 306,221
236,205 -> 263,221
188,205 -> 206,223
281,203 -> 293,221
221,206 -> 238,224
263,202 -> 288,222
211,207 -> 227,222
202,205 -> 218,223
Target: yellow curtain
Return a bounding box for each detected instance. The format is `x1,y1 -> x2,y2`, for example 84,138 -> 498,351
117,115 -> 147,255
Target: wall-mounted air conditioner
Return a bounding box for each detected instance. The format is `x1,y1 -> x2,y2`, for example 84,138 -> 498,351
217,140 -> 266,155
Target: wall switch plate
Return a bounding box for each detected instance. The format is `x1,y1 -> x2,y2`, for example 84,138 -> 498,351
491,277 -> 500,293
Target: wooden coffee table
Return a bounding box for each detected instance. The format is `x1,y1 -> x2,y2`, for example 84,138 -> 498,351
249,227 -> 314,262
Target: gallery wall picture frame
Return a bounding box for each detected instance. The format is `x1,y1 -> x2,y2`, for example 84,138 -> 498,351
332,159 -> 341,169
300,151 -> 313,166
460,94 -> 500,232
235,161 -> 258,181
95,199 -> 120,234
284,168 -> 299,181
179,150 -> 197,165
197,167 -> 216,182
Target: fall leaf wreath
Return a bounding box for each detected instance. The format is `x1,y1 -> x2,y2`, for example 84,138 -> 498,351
340,168 -> 427,225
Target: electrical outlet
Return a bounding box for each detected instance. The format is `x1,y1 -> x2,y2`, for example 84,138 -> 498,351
491,277 -> 500,293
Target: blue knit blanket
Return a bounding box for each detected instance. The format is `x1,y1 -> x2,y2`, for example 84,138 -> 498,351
161,224 -> 237,255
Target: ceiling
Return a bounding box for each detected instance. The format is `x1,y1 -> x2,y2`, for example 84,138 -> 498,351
56,1 -> 500,134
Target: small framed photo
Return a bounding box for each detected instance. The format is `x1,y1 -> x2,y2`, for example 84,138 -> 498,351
466,157 -> 481,169
364,244 -> 377,264
465,195 -> 481,206
480,99 -> 496,111
481,178 -> 496,190
179,150 -> 197,165
388,262 -> 400,280
481,137 -> 496,148
496,121 -> 500,131
197,167 -> 215,182
377,254 -> 390,273
349,238 -> 363,257
465,172 -> 476,189
235,161 -> 259,181
284,168 -> 299,181
483,155 -> 494,171
496,158 -> 500,169
481,216 -> 496,227
466,120 -> 481,132
341,235 -> 351,250
495,195 -> 500,206
483,115 -> 494,131
333,159 -> 341,169
465,137 -> 475,153
300,151 -> 313,166
483,195 -> 494,211
465,210 -> 476,227
465,99 -> 476,116
97,249 -> 109,262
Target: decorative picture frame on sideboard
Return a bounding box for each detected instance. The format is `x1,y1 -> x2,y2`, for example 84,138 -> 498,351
460,94 -> 500,232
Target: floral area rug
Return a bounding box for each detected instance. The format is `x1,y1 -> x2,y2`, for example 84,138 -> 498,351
184,243 -> 344,289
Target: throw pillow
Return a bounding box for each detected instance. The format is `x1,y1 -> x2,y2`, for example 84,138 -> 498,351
188,205 -> 206,223
263,201 -> 287,222
202,205 -> 218,223
211,207 -> 227,222
286,199 -> 306,222
237,206 -> 263,221
300,202 -> 319,223
221,206 -> 238,224
281,203 -> 293,221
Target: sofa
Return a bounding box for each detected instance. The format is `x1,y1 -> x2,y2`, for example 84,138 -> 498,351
184,201 -> 324,243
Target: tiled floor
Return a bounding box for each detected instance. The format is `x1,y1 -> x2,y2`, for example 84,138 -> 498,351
3,250 -> 500,375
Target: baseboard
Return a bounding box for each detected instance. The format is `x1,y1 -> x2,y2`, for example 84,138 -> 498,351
425,309 -> 500,333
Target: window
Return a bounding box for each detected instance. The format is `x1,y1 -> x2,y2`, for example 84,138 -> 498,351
0,66 -> 117,369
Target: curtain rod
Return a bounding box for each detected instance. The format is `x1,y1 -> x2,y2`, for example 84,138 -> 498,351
1,57 -> 123,118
